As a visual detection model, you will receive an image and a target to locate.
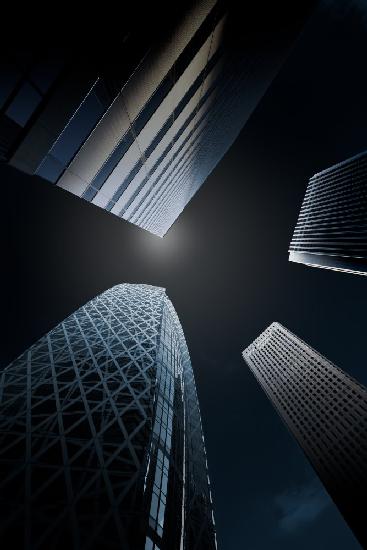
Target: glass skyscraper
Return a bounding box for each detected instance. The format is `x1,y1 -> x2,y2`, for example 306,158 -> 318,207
0,1 -> 311,236
0,284 -> 216,550
243,322 -> 367,548
289,150 -> 367,275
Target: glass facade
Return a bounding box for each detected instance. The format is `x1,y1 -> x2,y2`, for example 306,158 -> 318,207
0,53 -> 66,162
35,78 -> 107,183
0,0 -> 301,237
0,284 -> 216,550
289,150 -> 367,276
56,0 -> 225,236
243,322 -> 367,548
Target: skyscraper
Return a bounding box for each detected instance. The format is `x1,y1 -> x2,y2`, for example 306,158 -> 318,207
242,322 -> 367,548
0,284 -> 216,550
0,2 -> 312,236
289,150 -> 367,275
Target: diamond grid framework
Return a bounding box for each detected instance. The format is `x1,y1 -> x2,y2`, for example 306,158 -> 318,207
243,322 -> 367,548
0,284 -> 216,550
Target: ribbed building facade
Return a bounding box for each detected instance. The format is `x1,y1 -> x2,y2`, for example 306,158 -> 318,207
0,1 -> 311,236
0,284 -> 216,550
289,150 -> 367,275
243,322 -> 367,548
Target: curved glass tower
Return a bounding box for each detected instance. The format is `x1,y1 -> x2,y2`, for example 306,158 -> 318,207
0,284 -> 216,550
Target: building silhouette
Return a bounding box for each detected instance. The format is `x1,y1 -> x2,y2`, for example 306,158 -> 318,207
289,150 -> 367,275
0,284 -> 216,550
0,1 -> 312,236
243,322 -> 367,548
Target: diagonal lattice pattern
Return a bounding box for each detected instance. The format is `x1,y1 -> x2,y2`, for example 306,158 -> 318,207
0,284 -> 216,550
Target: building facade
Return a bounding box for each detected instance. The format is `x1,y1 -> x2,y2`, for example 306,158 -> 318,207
0,284 -> 216,550
289,150 -> 367,275
243,322 -> 367,547
0,2 -> 312,236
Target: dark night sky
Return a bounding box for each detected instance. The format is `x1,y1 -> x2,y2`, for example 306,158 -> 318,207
2,2 -> 367,549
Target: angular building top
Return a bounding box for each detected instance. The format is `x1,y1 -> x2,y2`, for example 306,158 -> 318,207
0,2 -> 313,236
0,284 -> 216,550
289,150 -> 367,275
243,322 -> 367,548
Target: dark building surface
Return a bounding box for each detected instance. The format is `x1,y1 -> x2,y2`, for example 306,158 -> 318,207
243,322 -> 367,548
289,150 -> 367,275
2,1 -> 367,549
0,284 -> 216,550
0,1 -> 313,236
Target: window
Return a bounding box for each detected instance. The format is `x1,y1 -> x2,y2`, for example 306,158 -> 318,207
6,82 -> 41,127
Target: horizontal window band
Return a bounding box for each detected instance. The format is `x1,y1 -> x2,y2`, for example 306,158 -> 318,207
107,51 -> 225,209
312,150 -> 367,178
80,4 -> 225,199
289,250 -> 367,275
125,57 -> 253,222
